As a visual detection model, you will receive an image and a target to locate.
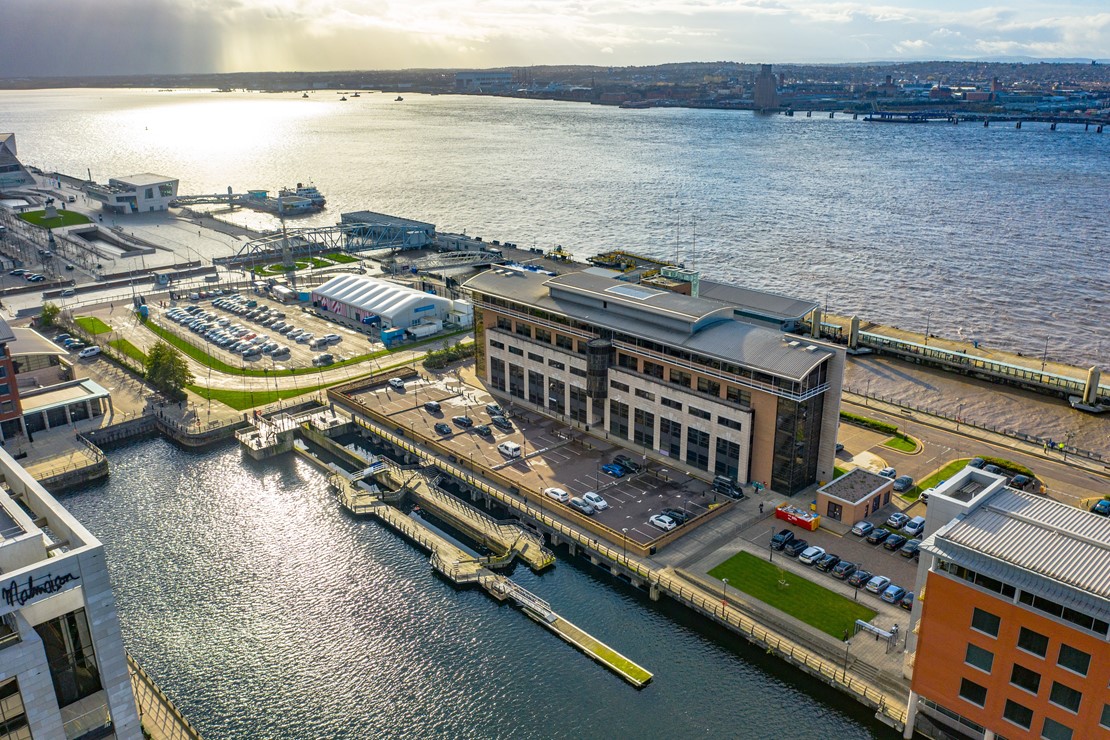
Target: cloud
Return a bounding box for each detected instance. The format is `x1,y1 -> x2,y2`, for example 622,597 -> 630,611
893,38 -> 930,54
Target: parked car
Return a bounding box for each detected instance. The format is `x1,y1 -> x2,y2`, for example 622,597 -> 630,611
850,520 -> 874,537
883,533 -> 908,551
473,424 -> 493,438
847,569 -> 873,588
452,415 -> 473,428
582,492 -> 609,511
866,528 -> 891,545
814,553 -> 841,572
423,401 -> 441,413
798,546 -> 826,565
543,487 -> 569,503
1009,474 -> 1036,492
831,560 -> 857,580
770,529 -> 795,551
902,516 -> 926,537
611,460 -> 638,475
900,592 -> 915,610
983,464 -> 1003,475
600,463 -> 626,478
648,514 -> 676,532
59,288 -> 76,297
885,512 -> 910,529
323,333 -> 342,344
967,457 -> 986,469
613,454 -> 642,473
485,403 -> 505,417
878,467 -> 897,479
881,585 -> 907,604
783,539 -> 809,557
660,507 -> 691,524
569,497 -> 596,516
1092,499 -> 1110,517
489,415 -> 513,431
900,539 -> 922,558
54,333 -> 71,344
892,475 -> 914,492
920,487 -> 936,504
312,353 -> 334,366
77,346 -> 101,359
434,422 -> 452,435
388,377 -> 405,391
865,575 -> 892,594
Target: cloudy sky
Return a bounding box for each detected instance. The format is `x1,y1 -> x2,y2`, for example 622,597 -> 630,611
3,0 -> 1108,76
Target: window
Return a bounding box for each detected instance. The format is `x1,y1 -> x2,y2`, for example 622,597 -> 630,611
726,385 -> 751,407
714,438 -> 741,480
959,678 -> 987,707
669,369 -> 691,388
1018,627 -> 1049,658
509,346 -> 524,356
609,400 -> 629,439
515,322 -> 532,338
0,383 -> 8,397
569,385 -> 588,424
548,359 -> 565,370
635,389 -> 655,401
1056,644 -> 1090,676
528,352 -> 543,363
688,406 -> 711,420
661,398 -> 682,410
1003,699 -> 1033,730
1010,664 -> 1041,694
617,353 -> 638,371
964,644 -> 994,673
1041,717 -> 1073,740
697,377 -> 721,397
528,370 -> 545,406
570,367 -> 587,377
685,427 -> 710,470
535,328 -> 552,344
718,416 -> 743,431
1019,591 -> 1109,636
490,339 -> 505,350
508,364 -> 524,399
0,679 -> 29,739
660,418 -> 682,457
1100,704 -> 1110,730
633,409 -> 655,449
643,360 -> 664,379
971,608 -> 1000,637
610,380 -> 629,393
35,608 -> 103,707
496,317 -> 512,331
1049,682 -> 1082,713
556,334 -> 574,351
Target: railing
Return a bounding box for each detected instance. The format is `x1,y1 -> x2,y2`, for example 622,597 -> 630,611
128,654 -> 203,740
844,386 -> 1105,463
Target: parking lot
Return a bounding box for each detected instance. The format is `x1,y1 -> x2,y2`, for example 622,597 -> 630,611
347,375 -> 726,546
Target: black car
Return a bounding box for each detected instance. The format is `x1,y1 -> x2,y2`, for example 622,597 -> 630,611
661,507 -> 691,524
612,460 -> 638,475
783,539 -> 808,557
866,528 -> 891,545
831,560 -> 857,580
452,415 -> 473,428
967,457 -> 986,469
814,553 -> 841,572
473,424 -> 493,438
770,529 -> 795,551
847,569 -> 873,588
423,401 -> 441,413
489,415 -> 513,431
434,422 -> 452,435
900,539 -> 922,558
613,454 -> 642,473
883,533 -> 908,551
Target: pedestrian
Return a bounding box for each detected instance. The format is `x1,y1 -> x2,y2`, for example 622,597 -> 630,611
759,502 -> 764,514
109,303 -> 114,314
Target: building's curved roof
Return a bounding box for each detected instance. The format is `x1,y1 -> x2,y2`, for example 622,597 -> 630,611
311,275 -> 451,320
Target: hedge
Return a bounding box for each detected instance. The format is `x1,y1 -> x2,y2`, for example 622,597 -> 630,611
840,411 -> 899,436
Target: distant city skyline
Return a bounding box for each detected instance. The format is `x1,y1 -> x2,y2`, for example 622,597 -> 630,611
2,0 -> 1109,77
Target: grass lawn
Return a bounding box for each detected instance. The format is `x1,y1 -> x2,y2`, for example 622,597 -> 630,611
75,316 -> 112,335
834,466 -> 848,479
188,383 -> 320,410
708,551 -> 877,638
19,210 -> 92,228
904,458 -> 970,500
882,434 -> 917,453
305,257 -> 331,268
326,252 -> 358,263
108,338 -> 146,363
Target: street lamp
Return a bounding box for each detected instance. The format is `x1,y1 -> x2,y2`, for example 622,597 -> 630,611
721,578 -> 729,608
842,638 -> 852,681
621,527 -> 628,562
956,401 -> 964,431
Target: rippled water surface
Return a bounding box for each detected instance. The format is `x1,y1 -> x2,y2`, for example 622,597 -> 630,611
61,439 -> 891,739
3,88 -> 1107,367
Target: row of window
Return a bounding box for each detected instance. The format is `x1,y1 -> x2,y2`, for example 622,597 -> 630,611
607,379 -> 744,434
970,608 -> 1091,675
959,676 -> 1093,740
607,400 -> 743,477
948,563 -> 1109,637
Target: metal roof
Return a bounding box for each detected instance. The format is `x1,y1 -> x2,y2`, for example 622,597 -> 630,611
464,267 -> 835,382
10,327 -> 62,356
0,317 -> 15,344
311,275 -> 452,322
112,173 -> 177,187
925,489 -> 1110,618
697,280 -> 819,322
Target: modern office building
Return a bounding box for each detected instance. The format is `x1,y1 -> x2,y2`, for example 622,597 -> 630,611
904,467 -> 1110,740
0,319 -> 22,440
0,445 -> 141,739
455,71 -> 515,93
86,174 -> 178,214
463,265 -> 844,493
0,134 -> 35,189
753,64 -> 780,110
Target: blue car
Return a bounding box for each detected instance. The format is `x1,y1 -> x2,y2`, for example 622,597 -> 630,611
600,463 -> 626,478
1092,499 -> 1110,517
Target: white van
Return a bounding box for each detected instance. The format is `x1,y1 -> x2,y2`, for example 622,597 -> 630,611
497,441 -> 521,458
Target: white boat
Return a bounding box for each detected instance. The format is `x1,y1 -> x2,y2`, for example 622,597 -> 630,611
279,183 -> 326,206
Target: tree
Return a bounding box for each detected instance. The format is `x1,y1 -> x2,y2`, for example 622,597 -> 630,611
40,302 -> 60,328
144,341 -> 194,401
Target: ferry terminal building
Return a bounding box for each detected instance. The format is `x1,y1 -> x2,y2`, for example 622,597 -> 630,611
463,266 -> 844,493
